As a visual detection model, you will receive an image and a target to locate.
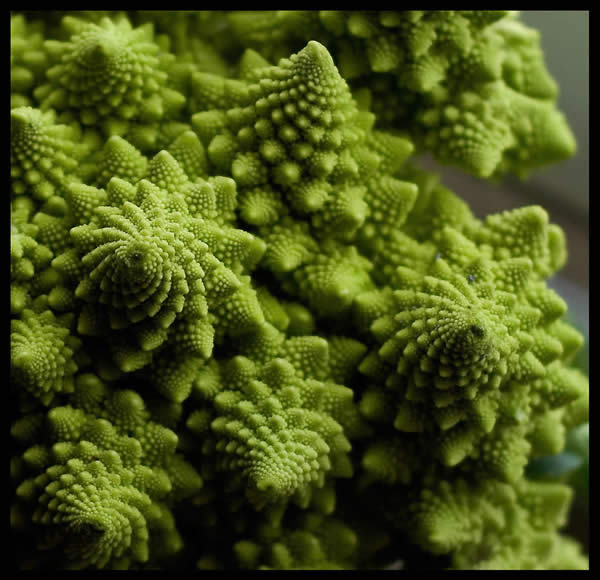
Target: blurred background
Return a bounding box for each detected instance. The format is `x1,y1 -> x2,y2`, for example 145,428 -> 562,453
421,10 -> 589,552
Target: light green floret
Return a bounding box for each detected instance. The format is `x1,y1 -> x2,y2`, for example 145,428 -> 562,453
356,205 -> 587,479
11,198 -> 57,315
525,361 -> 589,457
191,41 -> 412,233
210,356 -> 353,507
370,12 -> 575,178
11,107 -> 94,202
394,168 -> 478,244
12,374 -> 202,569
493,16 -> 559,100
311,11 -> 505,86
451,480 -> 585,570
134,11 -> 235,69
188,40 -> 416,316
34,15 -> 186,136
191,40 -> 363,219
66,189 -> 214,371
288,240 -> 375,317
11,309 -> 82,406
417,80 -> 576,178
49,146 -> 265,382
132,12 -> 232,105
93,136 -> 149,187
8,10 -> 588,572
18,444 -> 161,569
464,205 -> 568,277
384,474 -> 586,569
543,535 -> 590,570
187,322 -> 367,509
224,10 -> 575,178
11,15 -> 49,108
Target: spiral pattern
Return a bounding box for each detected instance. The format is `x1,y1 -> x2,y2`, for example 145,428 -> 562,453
192,41 -> 372,224
11,309 -> 80,405
71,196 -> 208,362
35,16 -> 185,127
30,447 -> 154,569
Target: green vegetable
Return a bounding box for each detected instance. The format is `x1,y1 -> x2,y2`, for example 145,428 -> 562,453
11,10 -> 587,570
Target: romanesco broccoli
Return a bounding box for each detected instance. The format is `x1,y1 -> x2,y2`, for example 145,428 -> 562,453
11,10 -> 588,571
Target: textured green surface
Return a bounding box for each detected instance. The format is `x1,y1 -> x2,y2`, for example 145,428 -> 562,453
11,11 -> 587,570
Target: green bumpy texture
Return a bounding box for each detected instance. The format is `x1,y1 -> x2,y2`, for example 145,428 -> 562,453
11,14 -> 49,109
376,472 -> 587,569
233,512 -> 358,569
34,16 -> 186,133
46,141 -> 264,394
11,309 -> 82,406
11,107 -> 95,203
190,41 -> 386,227
11,374 -> 202,569
11,10 -> 587,571
185,322 -> 366,510
356,204 -> 586,482
225,10 -> 576,178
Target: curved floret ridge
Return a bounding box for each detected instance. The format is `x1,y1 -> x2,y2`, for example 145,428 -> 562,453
10,10 -> 587,572
70,196 -> 210,356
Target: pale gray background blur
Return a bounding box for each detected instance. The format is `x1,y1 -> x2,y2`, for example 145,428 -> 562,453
420,10 -> 589,335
